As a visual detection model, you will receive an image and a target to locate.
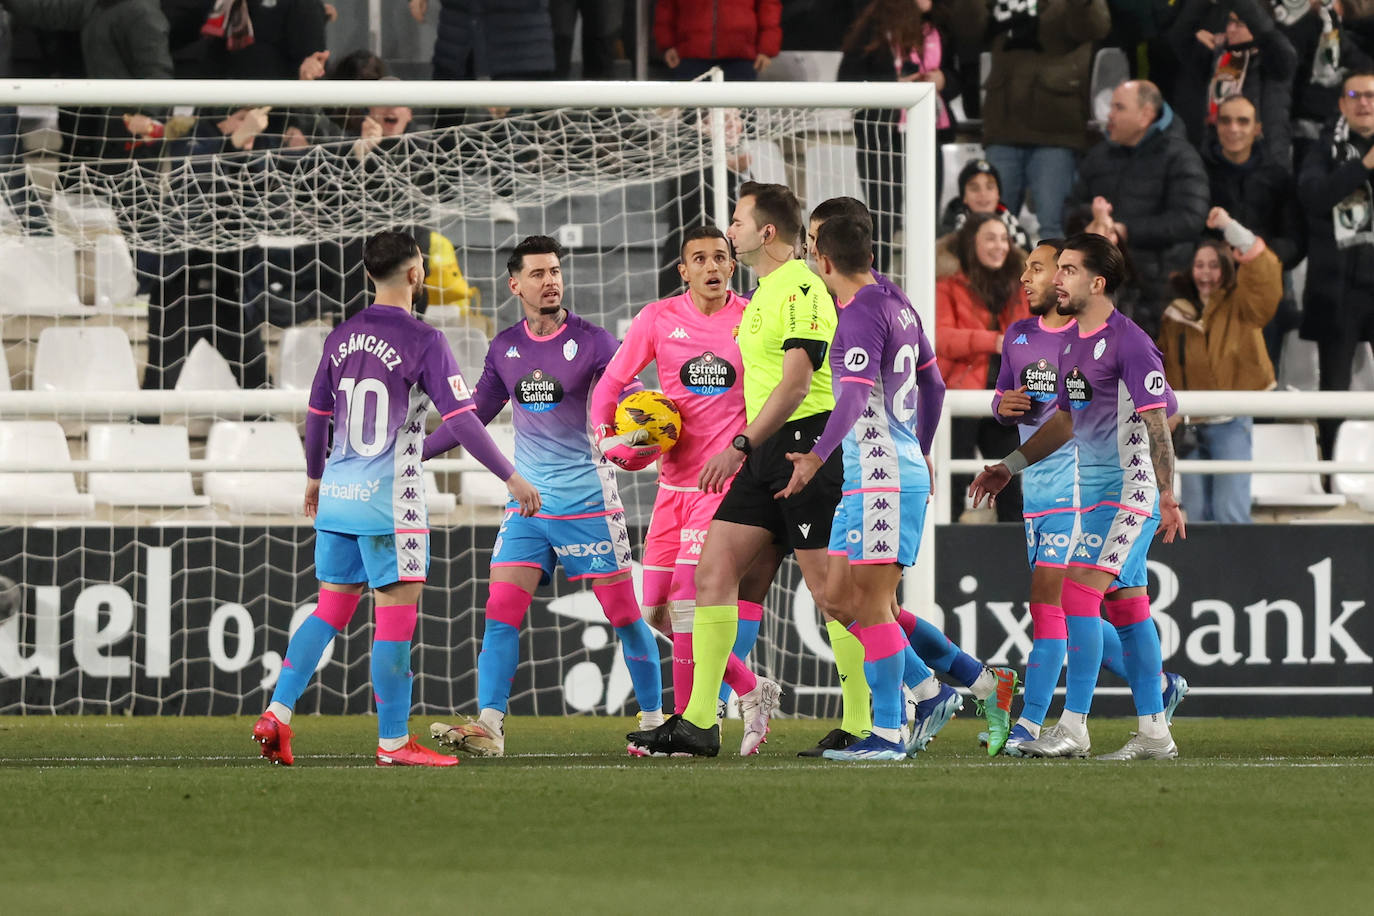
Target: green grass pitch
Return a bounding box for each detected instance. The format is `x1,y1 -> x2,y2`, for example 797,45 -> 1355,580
1,715 -> 1369,916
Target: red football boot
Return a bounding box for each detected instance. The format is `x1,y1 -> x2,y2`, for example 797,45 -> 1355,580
376,737 -> 460,767
252,711 -> 294,766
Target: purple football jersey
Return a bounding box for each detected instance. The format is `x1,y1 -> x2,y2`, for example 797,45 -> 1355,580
1055,310 -> 1171,510
994,315 -> 1079,516
309,304 -> 475,535
474,311 -> 623,517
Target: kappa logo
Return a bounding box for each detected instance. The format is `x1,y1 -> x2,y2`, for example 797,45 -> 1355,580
1044,547 -> 1059,558
872,540 -> 891,553
1012,334 -> 1029,345
668,327 -> 689,340
505,346 -> 521,358
798,523 -> 812,538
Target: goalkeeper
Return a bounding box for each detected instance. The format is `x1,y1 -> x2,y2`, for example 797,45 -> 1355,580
591,224 -> 783,757
252,230 -> 538,768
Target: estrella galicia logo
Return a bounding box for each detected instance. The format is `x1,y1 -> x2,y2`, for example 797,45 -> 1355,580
515,368 -> 563,412
1064,366 -> 1093,410
1020,357 -> 1058,402
680,351 -> 736,396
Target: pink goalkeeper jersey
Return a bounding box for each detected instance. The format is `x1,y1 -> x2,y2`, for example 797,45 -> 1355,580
604,291 -> 748,489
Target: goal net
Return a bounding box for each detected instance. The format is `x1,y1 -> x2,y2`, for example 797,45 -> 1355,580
0,78 -> 935,717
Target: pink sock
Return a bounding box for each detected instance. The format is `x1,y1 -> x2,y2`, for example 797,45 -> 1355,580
724,653 -> 757,697
374,603 -> 417,641
1029,602 -> 1068,639
895,607 -> 918,636
314,589 -> 361,630
594,578 -> 643,627
1104,594 -> 1151,627
671,631 -> 693,715
738,599 -> 764,622
486,581 -> 532,627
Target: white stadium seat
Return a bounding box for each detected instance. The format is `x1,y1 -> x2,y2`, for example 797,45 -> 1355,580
425,470 -> 457,515
176,338 -> 240,391
742,139 -> 788,186
1332,420 -> 1374,511
32,325 -> 138,393
438,324 -> 491,382
458,421 -> 515,507
0,344 -> 10,391
0,420 -> 95,515
276,325 -> 332,391
203,421 -> 306,516
0,236 -> 86,315
803,142 -> 864,213
86,423 -> 209,508
939,142 -> 985,213
1250,423 -> 1347,508
1276,330 -> 1318,391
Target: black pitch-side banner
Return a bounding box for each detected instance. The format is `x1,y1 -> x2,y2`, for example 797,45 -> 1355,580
0,525 -> 1369,716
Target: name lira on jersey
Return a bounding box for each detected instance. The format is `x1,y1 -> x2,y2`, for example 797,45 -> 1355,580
1064,367 -> 1093,409
1020,358 -> 1059,402
515,369 -> 564,412
680,352 -> 735,396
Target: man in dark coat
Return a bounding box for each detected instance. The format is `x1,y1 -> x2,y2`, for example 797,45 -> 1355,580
1064,80 -> 1210,336
1298,69 -> 1374,458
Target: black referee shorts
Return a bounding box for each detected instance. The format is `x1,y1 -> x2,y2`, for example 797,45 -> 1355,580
713,411 -> 844,551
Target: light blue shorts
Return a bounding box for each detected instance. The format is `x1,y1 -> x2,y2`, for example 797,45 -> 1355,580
315,528 -> 429,590
826,488 -> 927,566
1068,501 -> 1159,589
491,509 -> 632,585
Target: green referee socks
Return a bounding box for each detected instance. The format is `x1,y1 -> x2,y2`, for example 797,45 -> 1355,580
827,619 -> 872,738
683,604 -> 739,730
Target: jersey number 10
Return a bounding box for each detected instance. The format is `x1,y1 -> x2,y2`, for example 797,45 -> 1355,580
337,377 -> 389,457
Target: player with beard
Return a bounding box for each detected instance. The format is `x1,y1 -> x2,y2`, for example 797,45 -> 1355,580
972,233 -> 1186,761
989,239 -> 1189,755
428,235 -> 664,756
252,230 -> 539,767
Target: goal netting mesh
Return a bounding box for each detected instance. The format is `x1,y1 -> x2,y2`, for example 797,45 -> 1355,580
0,86 -> 921,717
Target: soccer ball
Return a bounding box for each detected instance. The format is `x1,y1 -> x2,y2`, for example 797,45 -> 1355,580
614,390 -> 682,453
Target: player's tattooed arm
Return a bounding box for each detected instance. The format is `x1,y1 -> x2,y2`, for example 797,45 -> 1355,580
1142,406 -> 1187,542
1141,408 -> 1175,494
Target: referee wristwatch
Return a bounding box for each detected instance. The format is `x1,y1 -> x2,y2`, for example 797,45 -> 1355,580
731,434 -> 753,455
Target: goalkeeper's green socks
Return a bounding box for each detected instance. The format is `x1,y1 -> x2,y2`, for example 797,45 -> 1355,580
828,619 -> 872,737
682,604 -> 738,730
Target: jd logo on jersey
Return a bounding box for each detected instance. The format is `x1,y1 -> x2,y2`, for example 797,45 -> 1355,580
515,368 -> 564,412
680,351 -> 737,396
1065,366 -> 1093,409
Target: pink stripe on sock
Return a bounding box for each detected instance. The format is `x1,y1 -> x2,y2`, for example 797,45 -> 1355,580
1104,594 -> 1151,627
1061,579 -> 1105,617
672,631 -> 693,716
486,581 -> 533,628
314,589 -> 361,630
858,621 -> 907,661
1030,602 -> 1068,640
593,578 -> 642,627
724,653 -> 757,697
375,603 -> 417,641
642,568 -> 673,608
738,600 -> 764,623
895,607 -> 918,636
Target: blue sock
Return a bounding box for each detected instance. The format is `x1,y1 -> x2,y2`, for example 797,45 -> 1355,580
1021,637 -> 1067,726
901,644 -> 933,688
910,617 -> 982,687
1117,620 -> 1166,716
1064,614 -> 1104,715
863,652 -> 906,731
719,616 -> 763,703
371,639 -> 412,740
477,618 -> 520,713
1099,618 -> 1128,681
270,614 -> 337,710
614,620 -> 663,713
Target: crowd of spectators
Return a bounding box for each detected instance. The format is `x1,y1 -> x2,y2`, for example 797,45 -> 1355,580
2,0 -> 1371,512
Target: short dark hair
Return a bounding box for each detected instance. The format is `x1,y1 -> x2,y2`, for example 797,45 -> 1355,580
363,230 -> 421,282
738,180 -> 803,245
1061,232 -> 1126,295
680,224 -> 732,260
1343,69 -> 1374,91
814,216 -> 874,275
1035,237 -> 1066,254
809,196 -> 872,232
507,235 -> 566,276
329,49 -> 388,80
